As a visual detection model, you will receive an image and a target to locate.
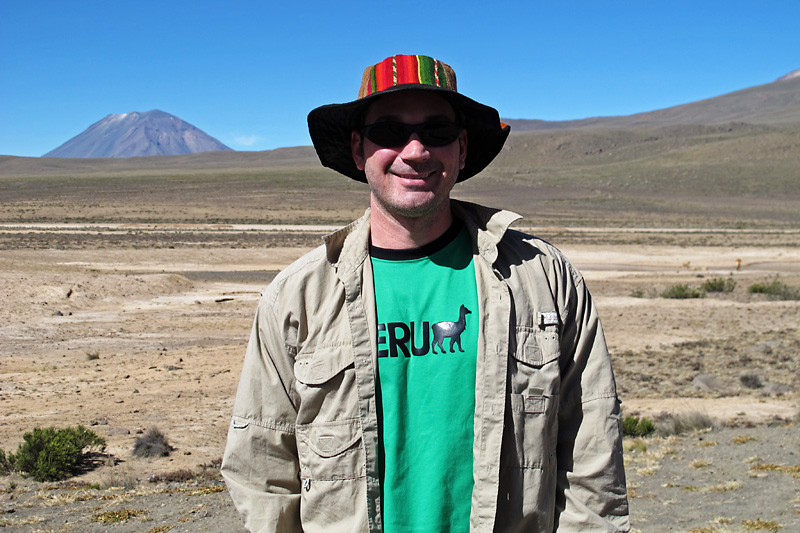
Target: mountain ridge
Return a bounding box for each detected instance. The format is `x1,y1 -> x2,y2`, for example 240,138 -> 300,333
43,110 -> 232,158
503,70 -> 800,131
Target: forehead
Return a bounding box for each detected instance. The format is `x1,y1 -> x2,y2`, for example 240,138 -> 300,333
364,90 -> 457,124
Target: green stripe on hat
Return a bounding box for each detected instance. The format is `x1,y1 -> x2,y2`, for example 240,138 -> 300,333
417,55 -> 435,86
368,65 -> 377,95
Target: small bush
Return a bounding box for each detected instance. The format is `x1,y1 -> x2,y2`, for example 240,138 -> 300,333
739,374 -> 763,389
100,466 -> 138,490
655,411 -> 716,435
0,449 -> 12,475
133,427 -> 173,458
748,279 -> 800,300
622,416 -> 656,437
661,284 -> 704,299
702,277 -> 736,293
7,425 -> 105,482
149,468 -> 194,483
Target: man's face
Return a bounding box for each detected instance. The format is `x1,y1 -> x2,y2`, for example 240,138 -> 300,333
351,91 -> 467,220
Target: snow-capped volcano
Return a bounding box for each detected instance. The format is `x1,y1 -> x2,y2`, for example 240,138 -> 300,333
43,110 -> 232,158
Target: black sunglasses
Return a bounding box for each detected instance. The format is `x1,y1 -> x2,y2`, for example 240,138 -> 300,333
361,120 -> 463,148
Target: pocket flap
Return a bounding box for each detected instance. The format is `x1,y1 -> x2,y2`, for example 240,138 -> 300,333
510,393 -> 549,414
296,419 -> 362,458
231,416 -> 250,430
294,346 -> 354,385
513,327 -> 560,367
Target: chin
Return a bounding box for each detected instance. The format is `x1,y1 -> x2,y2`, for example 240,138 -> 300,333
386,195 -> 448,219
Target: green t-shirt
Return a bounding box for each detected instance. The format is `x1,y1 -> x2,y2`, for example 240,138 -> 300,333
370,222 -> 479,532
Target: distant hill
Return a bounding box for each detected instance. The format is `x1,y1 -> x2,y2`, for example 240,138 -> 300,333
504,70 -> 800,131
43,110 -> 232,158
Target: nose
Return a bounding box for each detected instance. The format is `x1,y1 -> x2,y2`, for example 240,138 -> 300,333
398,133 -> 430,162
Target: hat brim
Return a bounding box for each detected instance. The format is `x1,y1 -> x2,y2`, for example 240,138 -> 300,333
307,84 -> 510,183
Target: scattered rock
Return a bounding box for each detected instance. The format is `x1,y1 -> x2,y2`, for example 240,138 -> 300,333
691,374 -> 724,393
762,382 -> 792,396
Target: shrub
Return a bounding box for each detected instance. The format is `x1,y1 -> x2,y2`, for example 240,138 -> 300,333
748,279 -> 800,300
660,284 -> 704,299
100,466 -> 139,490
133,427 -> 173,458
739,374 -> 763,389
149,468 -> 194,483
7,425 -> 106,482
655,411 -> 716,435
701,276 -> 736,293
0,449 -> 12,475
622,416 -> 656,437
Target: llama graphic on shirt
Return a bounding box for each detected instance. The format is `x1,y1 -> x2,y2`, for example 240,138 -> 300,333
432,305 -> 471,353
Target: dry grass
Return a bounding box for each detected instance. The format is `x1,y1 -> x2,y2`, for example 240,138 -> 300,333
91,508 -> 148,523
705,481 -> 742,492
742,518 -> 783,531
690,459 -> 712,469
749,463 -> 800,474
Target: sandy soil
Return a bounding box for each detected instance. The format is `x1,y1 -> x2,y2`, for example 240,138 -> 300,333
0,226 -> 798,532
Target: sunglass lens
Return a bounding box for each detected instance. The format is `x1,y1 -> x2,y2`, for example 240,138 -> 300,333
364,123 -> 408,147
420,123 -> 462,146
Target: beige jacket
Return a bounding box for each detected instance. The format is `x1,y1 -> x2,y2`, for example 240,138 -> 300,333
222,200 -> 629,532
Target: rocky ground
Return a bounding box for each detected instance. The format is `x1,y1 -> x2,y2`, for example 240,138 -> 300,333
0,226 -> 797,532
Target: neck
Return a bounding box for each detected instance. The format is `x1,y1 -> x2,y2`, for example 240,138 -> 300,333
369,200 -> 453,249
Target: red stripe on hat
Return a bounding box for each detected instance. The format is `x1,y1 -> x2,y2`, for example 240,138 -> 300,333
396,55 -> 420,85
374,56 -> 395,92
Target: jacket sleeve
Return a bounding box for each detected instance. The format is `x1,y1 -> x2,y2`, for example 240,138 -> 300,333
221,294 -> 302,533
554,268 -> 630,532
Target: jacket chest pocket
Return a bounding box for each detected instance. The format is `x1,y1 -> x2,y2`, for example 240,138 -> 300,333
505,326 -> 561,470
294,346 -> 365,481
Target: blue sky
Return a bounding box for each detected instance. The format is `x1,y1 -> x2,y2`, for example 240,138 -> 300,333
1,1 -> 798,157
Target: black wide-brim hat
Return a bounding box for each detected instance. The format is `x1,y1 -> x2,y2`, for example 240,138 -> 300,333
307,54 -> 510,183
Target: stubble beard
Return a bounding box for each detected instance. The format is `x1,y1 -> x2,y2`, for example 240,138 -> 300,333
371,164 -> 453,221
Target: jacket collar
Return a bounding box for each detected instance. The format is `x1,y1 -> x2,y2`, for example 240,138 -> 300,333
451,200 -> 521,266
323,208 -> 372,273
323,200 -> 522,270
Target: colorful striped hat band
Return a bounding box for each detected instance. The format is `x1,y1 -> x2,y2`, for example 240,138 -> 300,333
357,55 -> 458,99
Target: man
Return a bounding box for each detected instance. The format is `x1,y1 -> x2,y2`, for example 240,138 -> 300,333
222,54 -> 629,532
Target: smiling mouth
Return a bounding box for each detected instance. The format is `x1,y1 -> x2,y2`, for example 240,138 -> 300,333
391,168 -> 437,180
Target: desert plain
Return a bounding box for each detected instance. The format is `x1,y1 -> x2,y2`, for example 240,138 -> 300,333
0,141 -> 799,532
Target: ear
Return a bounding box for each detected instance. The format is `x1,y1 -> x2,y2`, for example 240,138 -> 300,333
458,130 -> 468,170
351,130 -> 365,171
